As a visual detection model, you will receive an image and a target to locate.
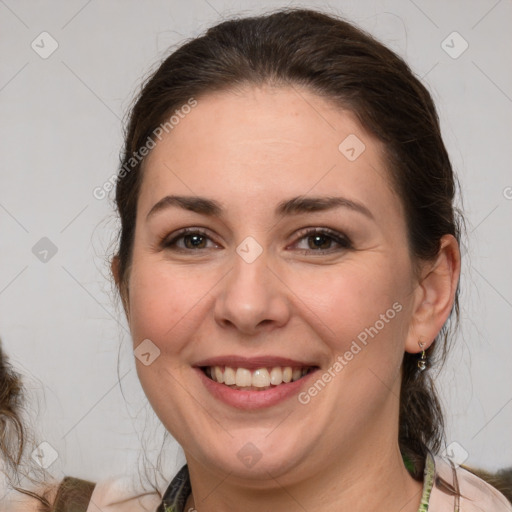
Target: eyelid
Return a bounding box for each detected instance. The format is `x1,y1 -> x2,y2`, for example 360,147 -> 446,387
160,227 -> 221,250
289,227 -> 353,252
160,226 -> 352,253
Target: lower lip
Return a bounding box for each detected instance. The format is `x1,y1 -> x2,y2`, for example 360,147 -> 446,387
195,368 -> 318,410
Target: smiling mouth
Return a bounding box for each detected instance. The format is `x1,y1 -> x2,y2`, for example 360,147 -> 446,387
200,365 -> 317,391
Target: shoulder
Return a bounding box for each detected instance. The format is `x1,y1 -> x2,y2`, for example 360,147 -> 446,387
429,454 -> 512,511
0,474 -> 162,512
85,474 -> 162,512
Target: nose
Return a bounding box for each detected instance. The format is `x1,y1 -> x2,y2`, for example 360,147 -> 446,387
213,246 -> 291,335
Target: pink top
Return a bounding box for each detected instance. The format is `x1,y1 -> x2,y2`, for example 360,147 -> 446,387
2,454 -> 511,511
429,454 -> 512,511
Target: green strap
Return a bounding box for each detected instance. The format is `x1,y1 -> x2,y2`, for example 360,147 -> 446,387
417,451 -> 436,512
402,451 -> 435,512
402,452 -> 415,474
52,476 -> 96,512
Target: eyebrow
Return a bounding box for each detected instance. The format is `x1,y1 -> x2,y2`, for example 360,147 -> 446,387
146,194 -> 374,221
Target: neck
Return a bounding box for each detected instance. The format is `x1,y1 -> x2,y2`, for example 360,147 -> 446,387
184,441 -> 423,512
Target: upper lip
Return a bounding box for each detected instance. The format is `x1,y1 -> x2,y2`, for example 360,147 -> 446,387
194,356 -> 319,370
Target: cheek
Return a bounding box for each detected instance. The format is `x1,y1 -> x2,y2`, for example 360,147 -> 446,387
126,252 -> 224,364
126,259 -> 210,428
127,258 -> 194,348
306,259 -> 403,320
128,272 -> 172,347
292,259 -> 410,364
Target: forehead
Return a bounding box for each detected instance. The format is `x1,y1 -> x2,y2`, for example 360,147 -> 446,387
138,85 -> 399,221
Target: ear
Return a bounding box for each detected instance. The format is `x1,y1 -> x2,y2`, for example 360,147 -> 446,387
405,234 -> 461,353
111,255 -> 130,321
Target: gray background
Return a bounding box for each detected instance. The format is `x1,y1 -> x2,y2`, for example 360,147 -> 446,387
1,0 -> 511,487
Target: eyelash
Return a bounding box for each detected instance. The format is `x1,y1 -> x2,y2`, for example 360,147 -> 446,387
160,227 -> 353,254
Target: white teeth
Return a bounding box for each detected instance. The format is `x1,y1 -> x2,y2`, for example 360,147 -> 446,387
206,365 -> 311,388
235,368 -> 252,387
214,366 -> 224,384
269,367 -> 283,385
252,368 -> 270,388
223,367 -> 236,385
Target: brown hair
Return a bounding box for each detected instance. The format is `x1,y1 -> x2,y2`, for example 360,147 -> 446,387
0,337 -> 24,476
1,341 -> 98,510
113,7 -> 462,480
0,338 -> 55,509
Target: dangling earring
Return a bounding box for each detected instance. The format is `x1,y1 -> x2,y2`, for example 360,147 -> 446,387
417,343 -> 427,371
417,341 -> 427,371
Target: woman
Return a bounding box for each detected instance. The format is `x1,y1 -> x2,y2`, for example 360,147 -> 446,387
2,7 -> 511,512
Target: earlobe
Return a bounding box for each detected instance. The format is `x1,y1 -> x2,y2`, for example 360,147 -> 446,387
405,234 -> 461,353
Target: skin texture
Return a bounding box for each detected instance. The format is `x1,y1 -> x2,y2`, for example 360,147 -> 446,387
112,84 -> 460,511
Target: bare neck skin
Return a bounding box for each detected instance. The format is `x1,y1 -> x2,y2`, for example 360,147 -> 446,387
185,456 -> 422,512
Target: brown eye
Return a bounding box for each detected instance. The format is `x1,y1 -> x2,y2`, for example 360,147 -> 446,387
293,228 -> 352,254
161,228 -> 218,251
182,233 -> 207,249
307,234 -> 333,250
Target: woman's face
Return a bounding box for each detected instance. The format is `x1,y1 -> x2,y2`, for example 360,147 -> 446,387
125,85 -> 422,483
